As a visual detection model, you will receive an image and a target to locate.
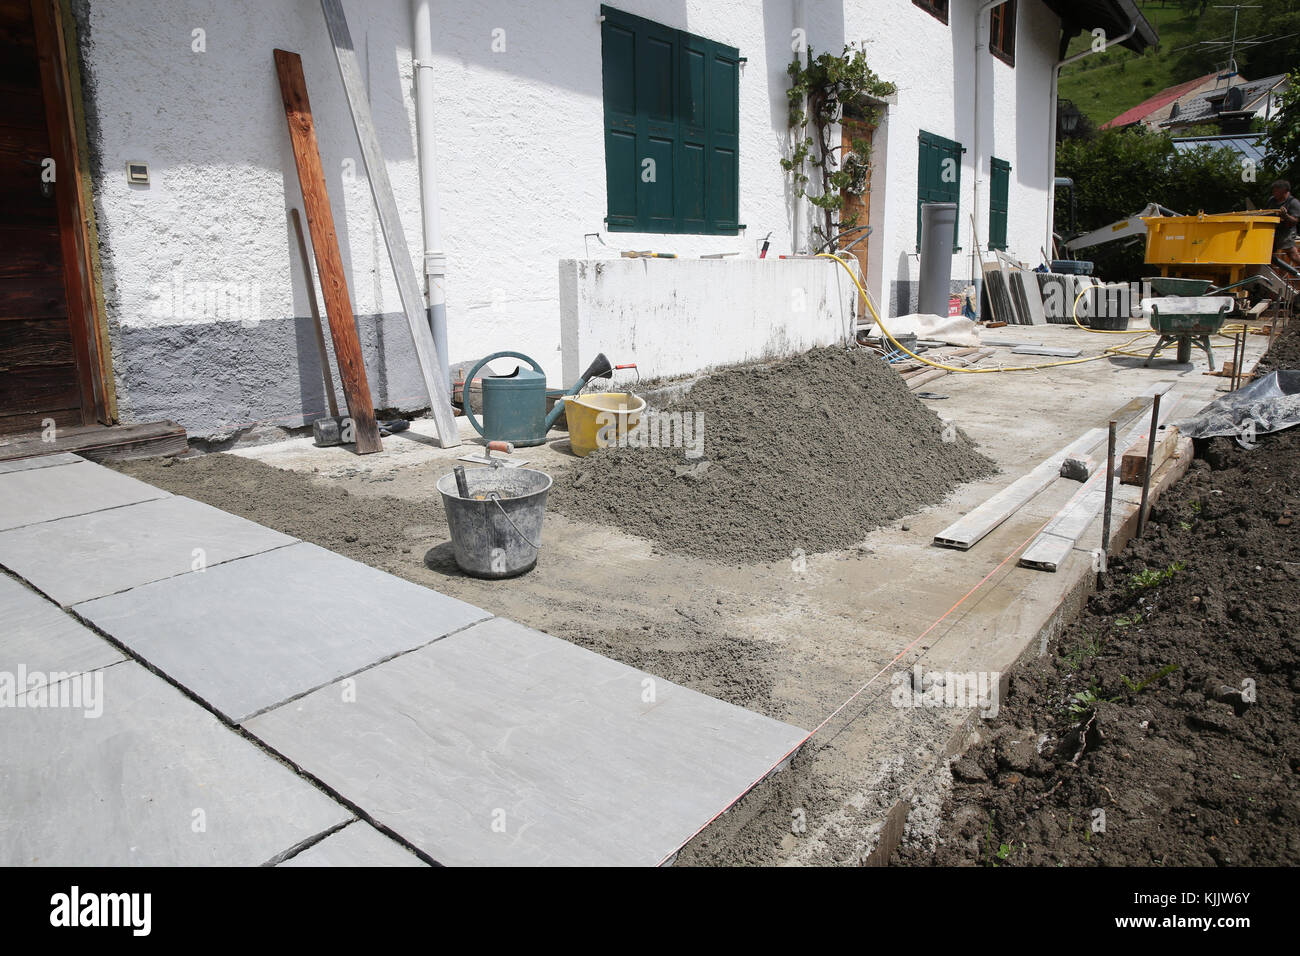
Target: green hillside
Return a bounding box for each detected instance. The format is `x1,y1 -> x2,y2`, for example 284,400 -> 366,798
1058,2 -> 1204,128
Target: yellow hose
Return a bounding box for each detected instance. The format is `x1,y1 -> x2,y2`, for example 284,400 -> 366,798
821,253 -> 1117,373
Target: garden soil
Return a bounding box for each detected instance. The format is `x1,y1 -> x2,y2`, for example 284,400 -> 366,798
892,324 -> 1300,867
551,346 -> 995,562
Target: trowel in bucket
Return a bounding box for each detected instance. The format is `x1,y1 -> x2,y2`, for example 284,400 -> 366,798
458,439 -> 527,468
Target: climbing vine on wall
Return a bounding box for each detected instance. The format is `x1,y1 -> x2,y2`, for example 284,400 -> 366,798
782,44 -> 896,246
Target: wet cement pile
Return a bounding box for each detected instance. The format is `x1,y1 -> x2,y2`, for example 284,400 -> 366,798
550,346 -> 995,562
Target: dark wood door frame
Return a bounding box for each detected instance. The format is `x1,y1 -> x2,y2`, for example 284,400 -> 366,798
29,0 -> 110,426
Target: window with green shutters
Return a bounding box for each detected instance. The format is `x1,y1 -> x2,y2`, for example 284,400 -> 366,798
988,158 -> 1010,251
916,130 -> 963,252
600,5 -> 740,235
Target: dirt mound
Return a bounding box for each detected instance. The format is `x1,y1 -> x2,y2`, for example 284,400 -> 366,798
893,322 -> 1300,867
550,346 -> 995,562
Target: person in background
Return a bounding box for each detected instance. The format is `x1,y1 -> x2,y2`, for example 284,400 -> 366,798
1268,179 -> 1300,269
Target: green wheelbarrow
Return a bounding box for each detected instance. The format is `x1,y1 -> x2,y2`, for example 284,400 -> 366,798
1139,295 -> 1235,369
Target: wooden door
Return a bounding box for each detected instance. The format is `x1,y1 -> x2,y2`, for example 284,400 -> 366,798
839,116 -> 875,317
0,0 -> 106,437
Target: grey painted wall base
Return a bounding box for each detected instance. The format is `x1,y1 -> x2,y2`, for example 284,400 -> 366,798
889,278 -> 968,317
114,312 -> 431,442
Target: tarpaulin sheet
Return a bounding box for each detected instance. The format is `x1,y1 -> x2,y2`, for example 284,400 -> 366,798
1172,370 -> 1300,439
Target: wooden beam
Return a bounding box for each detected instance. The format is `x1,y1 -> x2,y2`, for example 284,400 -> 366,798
273,49 -> 381,455
318,0 -> 461,448
1120,426 -> 1179,486
1020,403 -> 1177,571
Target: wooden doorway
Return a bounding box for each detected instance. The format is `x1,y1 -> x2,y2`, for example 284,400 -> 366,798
0,0 -> 109,437
839,115 -> 875,318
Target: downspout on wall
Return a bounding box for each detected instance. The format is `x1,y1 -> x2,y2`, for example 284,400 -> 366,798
971,0 -> 1003,281
411,0 -> 449,390
1045,21 -> 1138,255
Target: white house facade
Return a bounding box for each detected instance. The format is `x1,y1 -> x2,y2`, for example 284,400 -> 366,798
1,0 -> 1154,442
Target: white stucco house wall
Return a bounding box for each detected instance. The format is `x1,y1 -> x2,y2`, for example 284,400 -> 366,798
66,0 -> 1154,441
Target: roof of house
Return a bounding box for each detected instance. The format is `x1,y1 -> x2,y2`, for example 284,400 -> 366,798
1160,73 -> 1290,127
1101,73 -> 1219,129
1171,132 -> 1267,164
1044,0 -> 1159,54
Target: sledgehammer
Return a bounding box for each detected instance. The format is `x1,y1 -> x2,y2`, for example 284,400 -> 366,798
313,416 -> 410,447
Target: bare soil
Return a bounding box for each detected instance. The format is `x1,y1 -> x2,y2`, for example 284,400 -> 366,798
893,324 -> 1300,867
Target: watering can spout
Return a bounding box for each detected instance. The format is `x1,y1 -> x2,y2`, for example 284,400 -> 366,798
544,353 -> 614,429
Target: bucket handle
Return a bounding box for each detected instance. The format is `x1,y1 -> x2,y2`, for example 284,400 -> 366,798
490,495 -> 542,551
460,351 -> 546,439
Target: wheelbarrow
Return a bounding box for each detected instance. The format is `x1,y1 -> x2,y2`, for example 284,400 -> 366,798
1139,295 -> 1234,369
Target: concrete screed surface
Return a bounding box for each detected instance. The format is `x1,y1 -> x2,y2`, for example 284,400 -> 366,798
248,616 -> 807,867
157,324 -> 1268,865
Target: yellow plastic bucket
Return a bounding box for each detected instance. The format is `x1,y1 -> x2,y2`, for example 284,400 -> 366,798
564,392 -> 645,457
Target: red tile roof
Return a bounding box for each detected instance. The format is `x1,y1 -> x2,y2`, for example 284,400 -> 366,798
1100,73 -> 1219,129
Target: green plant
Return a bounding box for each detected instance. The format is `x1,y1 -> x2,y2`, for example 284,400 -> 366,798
1113,611 -> 1144,629
1129,561 -> 1185,592
1120,662 -> 1179,695
1061,633 -> 1102,670
1068,684 -> 1114,717
782,44 -> 896,245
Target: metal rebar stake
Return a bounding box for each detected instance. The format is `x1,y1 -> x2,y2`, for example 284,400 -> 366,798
1137,394 -> 1161,538
1101,419 -> 1117,562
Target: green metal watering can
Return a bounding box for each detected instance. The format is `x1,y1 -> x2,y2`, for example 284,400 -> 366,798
461,351 -> 613,447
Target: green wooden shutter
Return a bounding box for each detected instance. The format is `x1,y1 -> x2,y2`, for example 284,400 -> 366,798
704,40 -> 739,234
601,12 -> 638,230
916,130 -> 963,252
601,6 -> 738,235
988,157 -> 1010,251
635,17 -> 678,233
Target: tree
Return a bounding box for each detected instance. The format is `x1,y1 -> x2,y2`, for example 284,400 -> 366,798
1172,0 -> 1300,83
1265,70 -> 1300,181
1057,126 -> 1272,280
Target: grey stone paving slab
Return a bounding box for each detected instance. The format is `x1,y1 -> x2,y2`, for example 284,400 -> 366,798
278,822 -> 427,867
0,573 -> 125,692
0,459 -> 168,532
247,617 -> 808,866
75,542 -> 491,723
0,452 -> 82,475
0,495 -> 297,606
0,661 -> 351,865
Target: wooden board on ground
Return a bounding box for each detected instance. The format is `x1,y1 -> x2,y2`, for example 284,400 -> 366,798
1120,425 -> 1180,486
1020,403 -> 1176,571
0,421 -> 187,463
318,0 -> 461,449
274,49 -> 382,455
932,426 -> 1108,550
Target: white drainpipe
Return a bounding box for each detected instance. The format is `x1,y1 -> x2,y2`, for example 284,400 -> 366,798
971,0 -> 1004,280
1045,22 -> 1139,255
411,0 -> 450,390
